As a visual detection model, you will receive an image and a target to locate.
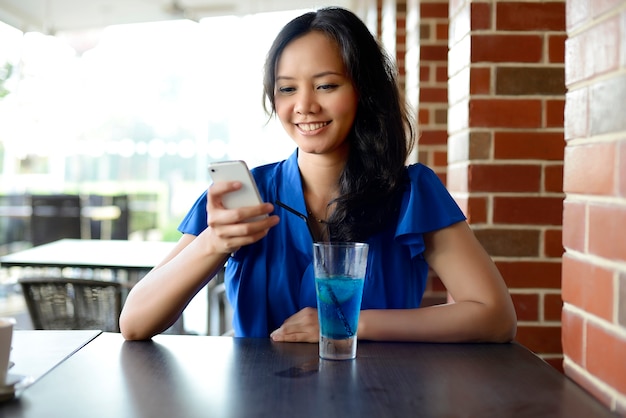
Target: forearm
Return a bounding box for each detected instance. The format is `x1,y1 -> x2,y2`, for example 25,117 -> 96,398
357,300 -> 517,343
119,236 -> 228,340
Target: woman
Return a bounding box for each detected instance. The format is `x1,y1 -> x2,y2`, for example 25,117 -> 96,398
119,7 -> 517,343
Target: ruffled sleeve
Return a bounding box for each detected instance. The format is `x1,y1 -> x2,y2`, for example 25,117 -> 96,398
177,190 -> 209,236
395,164 -> 466,258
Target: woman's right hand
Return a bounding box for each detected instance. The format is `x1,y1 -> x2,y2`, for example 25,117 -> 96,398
204,180 -> 279,254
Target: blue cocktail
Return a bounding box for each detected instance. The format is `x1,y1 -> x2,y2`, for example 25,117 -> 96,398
313,242 -> 369,360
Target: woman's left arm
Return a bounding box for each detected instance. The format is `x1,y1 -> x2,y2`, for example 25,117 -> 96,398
358,221 -> 517,343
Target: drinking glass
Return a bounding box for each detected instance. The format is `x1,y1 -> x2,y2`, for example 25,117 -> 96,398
313,242 -> 369,360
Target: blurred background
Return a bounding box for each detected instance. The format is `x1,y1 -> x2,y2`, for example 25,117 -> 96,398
0,0 -> 362,246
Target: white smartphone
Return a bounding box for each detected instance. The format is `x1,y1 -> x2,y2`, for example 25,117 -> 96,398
207,160 -> 267,219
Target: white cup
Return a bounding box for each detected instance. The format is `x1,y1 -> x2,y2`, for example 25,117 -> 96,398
0,317 -> 15,385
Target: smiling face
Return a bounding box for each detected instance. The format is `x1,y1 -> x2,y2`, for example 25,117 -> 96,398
274,31 -> 358,158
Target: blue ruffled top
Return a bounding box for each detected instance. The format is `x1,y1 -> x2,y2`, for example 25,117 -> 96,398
178,150 -> 466,337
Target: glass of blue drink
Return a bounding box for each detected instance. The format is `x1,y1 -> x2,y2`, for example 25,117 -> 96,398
313,242 -> 369,360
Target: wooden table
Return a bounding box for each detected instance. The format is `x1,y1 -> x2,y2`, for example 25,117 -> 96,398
0,332 -> 617,417
0,239 -> 176,277
0,239 -> 186,333
9,330 -> 101,384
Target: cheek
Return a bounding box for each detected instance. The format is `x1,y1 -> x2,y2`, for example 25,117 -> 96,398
274,98 -> 291,123
333,97 -> 358,122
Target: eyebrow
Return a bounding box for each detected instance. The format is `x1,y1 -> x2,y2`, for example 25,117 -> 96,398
275,71 -> 345,82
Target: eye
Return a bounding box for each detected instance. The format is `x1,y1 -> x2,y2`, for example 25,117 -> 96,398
277,86 -> 295,94
317,83 -> 338,91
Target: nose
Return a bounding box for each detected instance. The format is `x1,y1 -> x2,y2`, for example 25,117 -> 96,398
294,90 -> 320,115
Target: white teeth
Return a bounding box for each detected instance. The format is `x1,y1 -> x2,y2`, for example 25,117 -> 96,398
298,122 -> 328,131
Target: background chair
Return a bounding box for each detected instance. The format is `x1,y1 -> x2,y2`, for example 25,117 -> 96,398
19,277 -> 122,332
84,194 -> 129,240
30,194 -> 82,246
207,268 -> 233,336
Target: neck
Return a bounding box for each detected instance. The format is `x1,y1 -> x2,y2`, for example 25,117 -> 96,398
297,151 -> 346,221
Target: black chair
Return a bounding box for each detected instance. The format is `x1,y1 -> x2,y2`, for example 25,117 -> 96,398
19,277 -> 122,332
85,194 -> 129,240
0,194 -> 30,251
30,194 -> 82,246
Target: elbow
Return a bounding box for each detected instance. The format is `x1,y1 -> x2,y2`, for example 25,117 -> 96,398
490,305 -> 518,343
119,311 -> 153,341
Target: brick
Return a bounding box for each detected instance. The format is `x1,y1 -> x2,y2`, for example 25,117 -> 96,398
562,200 -> 586,253
467,196 -> 488,224
418,108 -> 429,124
446,162 -> 469,193
420,87 -> 447,103
469,99 -> 543,128
435,65 -> 448,83
565,34 -> 586,85
563,143 -> 616,195
468,131 -> 491,160
418,129 -> 448,146
496,2 -> 566,31
472,35 -> 543,63
434,108 -> 447,124
448,131 -> 469,164
544,164 -> 564,193
468,164 -> 542,192
474,228 -> 541,257
566,0 -> 590,31
589,204 -> 626,262
420,65 -> 430,82
561,307 -> 584,366
496,260 -> 562,289
515,325 -> 562,354
421,2 -> 448,18
590,0 -> 624,19
587,16 -> 620,79
564,88 -> 588,140
471,2 -> 491,30
549,34 -> 567,64
544,293 -> 563,321
622,9 -> 626,68
470,67 -> 491,95
511,293 -> 539,321
544,228 -> 564,258
617,273 -> 626,328
546,99 -> 565,128
493,196 -> 564,226
493,132 -> 565,160
433,150 -> 447,167
590,74 -> 626,136
421,44 -> 448,61
436,23 -> 448,41
561,254 -> 613,321
587,324 -> 626,394
496,67 -> 565,95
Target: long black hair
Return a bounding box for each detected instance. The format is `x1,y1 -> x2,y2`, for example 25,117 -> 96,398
263,7 -> 415,241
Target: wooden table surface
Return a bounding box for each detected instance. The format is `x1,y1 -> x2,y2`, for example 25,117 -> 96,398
0,332 -> 617,417
0,239 -> 176,271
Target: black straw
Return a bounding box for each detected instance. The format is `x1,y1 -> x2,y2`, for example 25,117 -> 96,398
275,199 -> 317,242
275,199 -> 353,337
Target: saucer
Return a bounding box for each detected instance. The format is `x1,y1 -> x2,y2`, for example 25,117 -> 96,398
0,373 -> 30,402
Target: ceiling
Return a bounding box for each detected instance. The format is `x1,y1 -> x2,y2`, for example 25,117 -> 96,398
0,0 -> 359,34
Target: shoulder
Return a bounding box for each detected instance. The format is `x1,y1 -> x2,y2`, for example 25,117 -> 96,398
396,163 -> 466,234
405,162 -> 441,184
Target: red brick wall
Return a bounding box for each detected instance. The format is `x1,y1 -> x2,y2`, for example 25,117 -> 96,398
446,0 -> 567,371
390,0 -> 590,373
562,0 -> 626,413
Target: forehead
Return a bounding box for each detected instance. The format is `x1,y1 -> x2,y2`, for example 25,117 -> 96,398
276,31 -> 346,75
